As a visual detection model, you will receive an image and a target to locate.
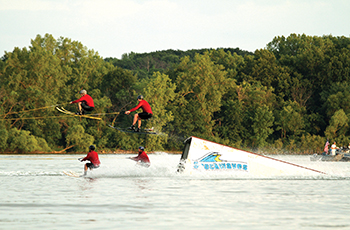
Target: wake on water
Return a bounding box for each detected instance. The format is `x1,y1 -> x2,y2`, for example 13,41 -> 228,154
1,153 -> 350,180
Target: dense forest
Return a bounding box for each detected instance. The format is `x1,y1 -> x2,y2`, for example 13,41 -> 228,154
1,33 -> 350,154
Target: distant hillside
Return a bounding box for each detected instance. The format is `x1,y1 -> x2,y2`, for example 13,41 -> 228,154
105,48 -> 253,79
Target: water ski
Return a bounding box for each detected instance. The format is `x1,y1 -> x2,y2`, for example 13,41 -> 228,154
108,125 -> 157,135
56,107 -> 102,120
63,171 -> 82,178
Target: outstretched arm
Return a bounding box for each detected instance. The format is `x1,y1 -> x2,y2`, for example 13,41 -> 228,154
127,101 -> 142,113
128,156 -> 137,161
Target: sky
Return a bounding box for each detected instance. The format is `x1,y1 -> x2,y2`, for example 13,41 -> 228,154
1,0 -> 349,59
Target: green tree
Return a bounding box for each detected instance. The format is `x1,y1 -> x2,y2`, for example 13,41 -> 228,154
208,49 -> 245,80
267,34 -> 350,114
250,105 -> 275,147
6,128 -> 51,153
66,124 -> 94,152
0,33 -> 112,151
324,109 -> 349,140
171,53 -> 228,139
300,134 -> 326,154
0,127 -> 8,151
100,66 -> 137,119
216,80 -> 276,147
1,36 -> 66,147
275,101 -> 305,139
321,82 -> 350,118
214,99 -> 245,146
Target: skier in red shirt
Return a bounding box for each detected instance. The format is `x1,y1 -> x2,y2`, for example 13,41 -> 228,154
129,146 -> 150,168
80,145 -> 100,176
125,95 -> 152,132
70,89 -> 94,115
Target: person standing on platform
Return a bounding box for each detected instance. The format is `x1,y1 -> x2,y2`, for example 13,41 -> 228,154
330,142 -> 338,156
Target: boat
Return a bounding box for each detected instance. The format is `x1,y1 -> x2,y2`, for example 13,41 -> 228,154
310,151 -> 350,162
311,139 -> 350,162
177,136 -> 325,176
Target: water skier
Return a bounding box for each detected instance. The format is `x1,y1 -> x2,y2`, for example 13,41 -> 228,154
70,89 -> 95,115
80,145 -> 100,176
125,95 -> 153,132
128,146 -> 150,167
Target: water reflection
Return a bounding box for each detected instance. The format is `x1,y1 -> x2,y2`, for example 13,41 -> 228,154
134,179 -> 152,192
78,178 -> 98,191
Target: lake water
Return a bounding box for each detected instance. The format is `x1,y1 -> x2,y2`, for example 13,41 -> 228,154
1,153 -> 350,230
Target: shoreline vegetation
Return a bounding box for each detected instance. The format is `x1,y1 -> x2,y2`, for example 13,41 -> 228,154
0,148 -> 319,155
0,150 -> 182,155
2,33 -> 350,154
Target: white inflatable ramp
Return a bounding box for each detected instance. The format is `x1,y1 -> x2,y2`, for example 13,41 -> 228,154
176,136 -> 325,177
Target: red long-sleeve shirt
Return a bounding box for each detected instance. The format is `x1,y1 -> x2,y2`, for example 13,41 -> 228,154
129,100 -> 152,114
71,94 -> 94,107
132,151 -> 150,164
82,150 -> 100,166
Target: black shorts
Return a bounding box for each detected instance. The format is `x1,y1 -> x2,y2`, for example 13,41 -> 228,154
138,112 -> 152,119
86,163 -> 99,169
81,102 -> 94,111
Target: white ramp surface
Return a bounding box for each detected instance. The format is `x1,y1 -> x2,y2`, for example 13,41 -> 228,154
178,136 -> 325,177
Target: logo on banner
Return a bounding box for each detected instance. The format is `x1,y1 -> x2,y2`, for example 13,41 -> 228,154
193,152 -> 248,171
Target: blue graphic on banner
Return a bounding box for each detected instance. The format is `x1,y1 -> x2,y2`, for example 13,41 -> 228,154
193,152 -> 248,171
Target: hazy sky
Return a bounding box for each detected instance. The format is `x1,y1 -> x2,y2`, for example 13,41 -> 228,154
1,0 -> 349,58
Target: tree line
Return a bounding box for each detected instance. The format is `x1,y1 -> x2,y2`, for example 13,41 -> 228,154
1,33 -> 350,154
